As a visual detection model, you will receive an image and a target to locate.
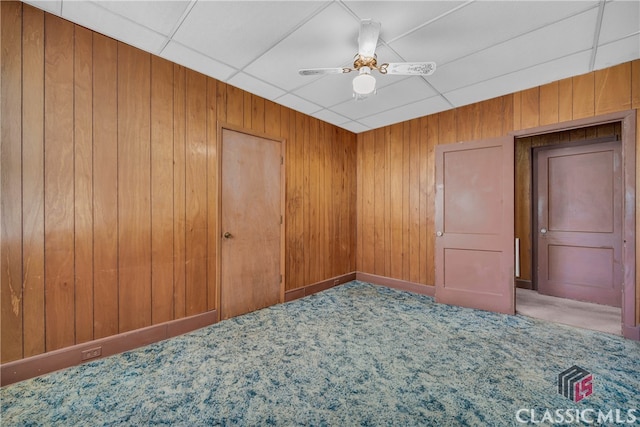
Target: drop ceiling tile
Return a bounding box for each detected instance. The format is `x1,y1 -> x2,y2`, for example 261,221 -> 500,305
311,109 -> 351,126
62,1 -> 167,53
227,72 -> 286,101
161,41 -> 236,81
340,121 -> 370,134
24,0 -> 61,15
89,1 -> 191,36
172,1 -> 327,69
332,78 -> 436,120
445,51 -> 591,108
294,75 -> 355,108
358,95 -> 450,129
428,7 -> 599,94
274,94 -> 322,116
599,0 -> 640,45
341,1 -> 466,42
389,1 -> 597,65
243,3 -> 359,92
594,34 -> 640,70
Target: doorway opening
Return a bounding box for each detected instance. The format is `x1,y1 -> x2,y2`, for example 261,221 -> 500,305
514,113 -> 638,339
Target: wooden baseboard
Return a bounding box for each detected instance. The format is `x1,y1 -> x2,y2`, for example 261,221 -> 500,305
515,279 -> 533,290
1,310 -> 217,387
284,272 -> 357,302
355,272 -> 436,297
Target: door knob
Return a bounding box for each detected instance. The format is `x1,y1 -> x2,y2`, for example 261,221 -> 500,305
540,228 -> 547,235
436,231 -> 443,237
223,232 -> 232,239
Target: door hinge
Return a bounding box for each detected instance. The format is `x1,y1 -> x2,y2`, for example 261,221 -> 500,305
281,156 -> 284,165
280,215 -> 283,224
280,274 -> 283,283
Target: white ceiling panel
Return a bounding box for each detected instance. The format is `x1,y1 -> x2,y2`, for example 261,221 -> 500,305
172,1 -> 327,69
244,2 -> 358,92
359,95 -> 451,128
227,72 -> 286,101
22,0 -> 640,133
342,1 -> 467,42
594,33 -> 640,70
274,93 -> 322,116
311,109 -> 351,126
341,121 -> 371,133
91,1 -> 191,36
389,1 -> 597,64
62,1 -> 168,53
599,0 -> 640,45
161,41 -> 236,81
333,78 -> 437,120
428,7 -> 598,94
23,0 -> 61,15
445,51 -> 592,108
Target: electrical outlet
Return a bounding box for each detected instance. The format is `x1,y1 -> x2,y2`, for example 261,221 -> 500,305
334,279 -> 340,285
81,346 -> 102,361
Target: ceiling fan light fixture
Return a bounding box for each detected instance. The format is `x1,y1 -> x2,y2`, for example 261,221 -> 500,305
352,67 -> 376,95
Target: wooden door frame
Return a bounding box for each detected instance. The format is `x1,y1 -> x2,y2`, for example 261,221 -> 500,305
512,110 -> 637,340
216,123 -> 286,322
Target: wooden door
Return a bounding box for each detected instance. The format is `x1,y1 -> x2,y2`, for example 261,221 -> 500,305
220,128 -> 283,320
535,140 -> 622,307
435,137 -> 514,314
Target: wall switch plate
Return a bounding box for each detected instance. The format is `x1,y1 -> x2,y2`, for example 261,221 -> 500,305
81,347 -> 102,361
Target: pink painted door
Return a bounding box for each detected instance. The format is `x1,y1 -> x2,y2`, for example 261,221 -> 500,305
536,140 -> 622,307
435,137 -> 514,314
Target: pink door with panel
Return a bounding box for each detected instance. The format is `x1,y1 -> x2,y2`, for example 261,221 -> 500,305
435,137 -> 515,314
536,140 -> 622,307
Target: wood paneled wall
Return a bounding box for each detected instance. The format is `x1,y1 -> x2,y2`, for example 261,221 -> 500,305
356,61 -> 639,320
0,2 -> 356,363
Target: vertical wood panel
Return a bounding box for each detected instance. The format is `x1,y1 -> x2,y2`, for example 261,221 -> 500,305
73,25 -> 94,344
252,95 -> 265,133
356,134 -> 364,272
438,109 -> 457,144
1,0 -> 24,362
521,87 -> 540,129
632,60 -> 640,109
226,85 -> 243,127
44,15 -> 75,351
184,70 -> 208,316
539,82 -> 559,125
92,34 -> 119,339
595,62 -> 632,115
150,56 -> 175,324
22,4 -> 45,358
457,103 -> 481,141
361,131 -> 375,272
513,91 -> 522,131
481,97 -> 504,139
558,78 -> 573,122
383,128 -> 391,277
426,115 -> 438,286
401,122 -> 410,279
572,73 -> 594,119
309,119 -> 320,282
294,112 -> 306,287
243,91 -> 252,129
302,115 -> 311,284
373,129 -> 386,275
117,44 -> 152,333
265,100 -> 280,138
173,65 -> 187,319
409,119 -> 420,283
419,117 -> 429,285
389,125 -> 403,279
206,78 -> 218,311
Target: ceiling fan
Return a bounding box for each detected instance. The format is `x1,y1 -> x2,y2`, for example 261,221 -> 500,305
298,19 -> 436,100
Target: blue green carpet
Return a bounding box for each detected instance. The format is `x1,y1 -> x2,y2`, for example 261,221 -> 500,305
1,281 -> 639,425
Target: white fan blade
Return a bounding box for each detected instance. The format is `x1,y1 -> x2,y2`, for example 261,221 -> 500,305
384,62 -> 436,76
358,19 -> 381,57
299,67 -> 349,76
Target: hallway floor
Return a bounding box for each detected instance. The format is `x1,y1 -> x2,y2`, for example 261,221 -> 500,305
515,288 -> 621,336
